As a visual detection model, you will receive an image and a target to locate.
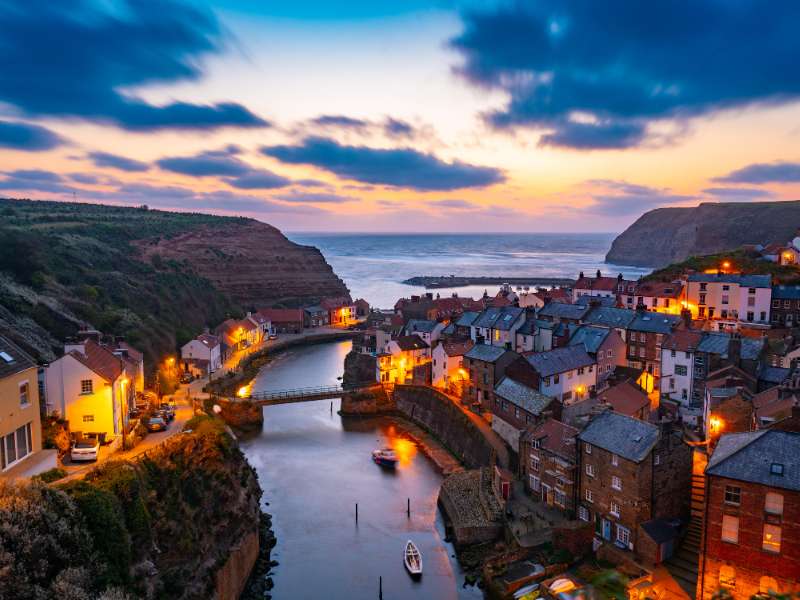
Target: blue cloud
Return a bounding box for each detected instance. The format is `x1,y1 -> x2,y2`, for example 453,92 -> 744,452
88,151 -> 150,172
714,162 -> 800,184
310,115 -> 369,130
273,192 -> 355,204
383,118 -> 415,138
261,137 -> 505,190
451,1 -> 800,149
0,120 -> 65,151
702,187 -> 776,200
0,169 -> 76,194
0,0 -> 267,130
226,171 -> 292,190
157,149 -> 250,177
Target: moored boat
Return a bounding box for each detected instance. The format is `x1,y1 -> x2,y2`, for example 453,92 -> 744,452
404,540 -> 422,578
372,448 -> 398,467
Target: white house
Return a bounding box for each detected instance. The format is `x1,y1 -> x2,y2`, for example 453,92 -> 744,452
571,271 -> 635,302
685,273 -> 772,328
405,319 -> 446,346
181,333 -> 223,376
526,345 -> 597,405
45,339 -> 130,445
431,339 -> 474,393
515,319 -> 554,353
471,306 -> 526,348
659,329 -> 705,425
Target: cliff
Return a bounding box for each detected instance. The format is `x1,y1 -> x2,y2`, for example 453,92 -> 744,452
0,417 -> 262,600
0,198 -> 347,367
606,201 -> 800,268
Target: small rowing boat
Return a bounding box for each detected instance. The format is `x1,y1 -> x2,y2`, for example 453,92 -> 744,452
404,540 -> 422,578
372,448 -> 398,467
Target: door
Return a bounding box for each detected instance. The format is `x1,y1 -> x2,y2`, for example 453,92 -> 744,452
602,519 -> 612,541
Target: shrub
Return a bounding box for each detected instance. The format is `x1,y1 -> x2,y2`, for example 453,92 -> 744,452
34,467 -> 68,483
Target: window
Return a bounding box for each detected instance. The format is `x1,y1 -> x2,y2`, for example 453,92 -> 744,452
532,438 -> 540,449
611,454 -> 619,466
722,284 -> 730,291
578,506 -> 589,521
770,463 -> 784,476
586,464 -> 595,477
675,365 -> 687,376
585,489 -> 593,503
765,492 -> 783,515
80,379 -> 93,394
1,423 -> 32,470
612,476 -> 622,491
554,490 -> 566,507
721,515 -> 739,543
639,347 -> 646,358
562,391 -> 572,402
700,283 -> 707,291
514,407 -> 520,418
19,381 -> 30,406
654,454 -> 660,466
773,299 -> 781,308
610,501 -> 620,517
719,566 -> 736,589
747,296 -> 755,307
724,485 -> 741,505
699,293 -> 706,305
747,311 -> 754,322
553,374 -> 560,384
531,456 -> 540,472
763,524 -> 781,553
671,349 -> 676,358
616,524 -> 630,547
607,349 -> 613,358
597,350 -> 604,360
83,415 -> 94,423
760,311 -> 767,321
585,443 -> 592,454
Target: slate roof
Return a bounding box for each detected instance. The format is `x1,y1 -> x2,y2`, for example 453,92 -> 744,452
526,345 -> 594,377
456,311 -> 480,327
196,333 -> 220,349
598,381 -> 650,417
440,339 -> 474,357
538,302 -> 589,321
534,319 -> 556,330
583,306 -> 637,329
0,335 -> 36,379
629,312 -> 681,334
304,305 -> 326,314
696,332 -> 764,360
464,344 -> 509,363
759,366 -> 791,385
575,294 -> 618,307
568,325 -> 611,354
662,329 -> 704,353
707,430 -> 800,491
406,319 -> 439,334
395,335 -> 429,351
772,285 -> 800,300
494,377 -> 553,416
578,410 -> 660,463
687,273 -> 772,288
516,319 -> 537,336
522,418 -> 579,461
474,306 -> 524,331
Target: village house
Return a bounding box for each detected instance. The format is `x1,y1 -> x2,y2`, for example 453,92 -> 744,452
181,333 -> 222,377
246,311 -> 272,340
572,271 -> 636,302
660,329 -> 705,415
685,273 -> 772,329
405,318 -> 446,346
620,281 -> 685,314
526,345 -> 596,405
354,298 -> 370,318
109,340 -> 145,394
357,327 -> 391,356
462,345 -> 522,413
698,430 -> 800,600
520,418 -> 579,516
215,317 -> 258,351
625,312 -> 681,389
692,333 -> 764,408
537,301 -> 591,327
582,306 -> 638,341
321,297 -> 357,327
703,366 -> 759,444
751,384 -> 800,429
469,306 -> 526,349
567,325 -> 626,382
515,316 -> 554,353
0,336 -> 55,479
258,308 -> 304,334
303,305 -> 329,328
770,285 -> 800,327
577,411 -> 692,565
454,311 -> 480,338
376,335 -> 430,384
763,334 -> 800,368
491,376 -> 560,449
45,337 -> 135,447
597,380 -> 652,421
431,338 -> 474,394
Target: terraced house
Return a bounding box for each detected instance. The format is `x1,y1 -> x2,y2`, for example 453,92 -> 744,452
469,306 -> 526,350
685,274 -> 772,330
520,418 -> 579,516
491,376 -> 559,448
526,345 -> 596,405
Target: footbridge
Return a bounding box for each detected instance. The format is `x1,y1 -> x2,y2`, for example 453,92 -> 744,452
241,383 -> 377,406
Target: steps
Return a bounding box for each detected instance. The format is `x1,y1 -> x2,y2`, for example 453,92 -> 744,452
664,472 -> 705,598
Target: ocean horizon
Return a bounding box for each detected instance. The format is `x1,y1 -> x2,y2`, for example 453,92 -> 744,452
287,232 -> 651,309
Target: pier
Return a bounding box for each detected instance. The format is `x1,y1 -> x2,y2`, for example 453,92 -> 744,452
402,275 -> 575,289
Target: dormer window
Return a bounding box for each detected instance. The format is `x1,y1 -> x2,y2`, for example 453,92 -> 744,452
771,463 -> 785,476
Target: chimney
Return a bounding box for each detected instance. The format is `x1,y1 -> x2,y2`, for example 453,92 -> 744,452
680,308 -> 692,328
596,269 -> 602,279
579,271 -> 584,280
617,273 -> 623,282
729,332 -> 742,366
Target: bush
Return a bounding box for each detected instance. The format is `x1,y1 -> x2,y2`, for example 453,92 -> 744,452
34,467 -> 68,483
42,416 -> 71,455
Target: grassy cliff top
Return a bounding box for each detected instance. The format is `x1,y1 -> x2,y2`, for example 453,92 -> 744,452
645,248 -> 800,284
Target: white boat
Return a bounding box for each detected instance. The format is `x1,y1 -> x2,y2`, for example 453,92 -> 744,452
404,540 -> 422,578
372,448 -> 398,467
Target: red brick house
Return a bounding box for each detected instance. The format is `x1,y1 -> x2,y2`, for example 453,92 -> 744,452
698,430 -> 800,599
257,308 -> 304,334
520,418 -> 579,516
321,296 -> 356,326
491,376 -> 560,449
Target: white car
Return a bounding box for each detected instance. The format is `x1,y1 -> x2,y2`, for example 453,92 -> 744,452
70,436 -> 100,462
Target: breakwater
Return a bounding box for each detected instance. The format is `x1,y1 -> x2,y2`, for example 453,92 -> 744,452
402,275 -> 575,289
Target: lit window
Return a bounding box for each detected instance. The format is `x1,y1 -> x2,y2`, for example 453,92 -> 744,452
610,501 -> 620,517
771,463 -> 785,476
80,379 -> 93,394
83,415 -> 94,422
763,524 -> 781,553
719,566 -> 735,589
611,454 -> 618,466
724,485 -> 741,505
765,492 -> 784,515
759,577 -> 779,595
616,524 -> 630,547
585,489 -> 593,503
612,476 -> 622,491
721,515 -> 739,543
585,443 -> 592,455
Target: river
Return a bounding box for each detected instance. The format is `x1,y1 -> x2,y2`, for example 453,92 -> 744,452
240,340 -> 483,600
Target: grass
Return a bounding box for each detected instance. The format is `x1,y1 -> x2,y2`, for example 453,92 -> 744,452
645,248 -> 800,284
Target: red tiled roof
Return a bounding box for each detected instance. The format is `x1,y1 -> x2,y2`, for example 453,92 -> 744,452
526,417 -> 579,461
752,387 -> 799,422
598,381 -> 649,417
69,339 -> 123,383
574,276 -> 631,292
257,308 -> 304,323
441,339 -> 474,357
395,335 -> 429,351
662,329 -> 704,352
634,281 -> 683,298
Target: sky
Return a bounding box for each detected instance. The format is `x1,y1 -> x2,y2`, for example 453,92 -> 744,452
1,0 -> 800,232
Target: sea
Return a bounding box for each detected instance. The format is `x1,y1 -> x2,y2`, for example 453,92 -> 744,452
287,232 -> 651,309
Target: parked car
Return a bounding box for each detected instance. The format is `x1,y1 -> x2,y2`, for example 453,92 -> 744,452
180,372 -> 193,384
146,416 -> 167,432
268,334 -> 278,340
159,404 -> 176,421
129,406 -> 142,419
70,435 -> 100,462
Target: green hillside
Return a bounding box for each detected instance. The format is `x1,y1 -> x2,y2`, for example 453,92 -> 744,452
0,198 -> 242,372
644,248 -> 800,284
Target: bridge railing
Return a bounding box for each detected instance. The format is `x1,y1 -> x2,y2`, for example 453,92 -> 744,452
248,384 -> 347,401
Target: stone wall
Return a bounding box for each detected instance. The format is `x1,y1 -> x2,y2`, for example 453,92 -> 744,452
214,529 -> 260,600
339,385 -> 394,415
393,385 -> 496,469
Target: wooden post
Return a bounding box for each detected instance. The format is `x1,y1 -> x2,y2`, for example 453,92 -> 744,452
407,497 -> 410,517
379,576 -> 383,599
356,503 -> 358,523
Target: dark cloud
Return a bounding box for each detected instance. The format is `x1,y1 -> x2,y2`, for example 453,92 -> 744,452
0,120 -> 65,151
157,148 -> 250,177
0,169 -> 76,194
261,137 -> 505,191
226,170 -> 292,190
703,187 -> 776,201
451,1 -> 800,149
714,162 -> 800,184
309,115 -> 369,130
88,151 -> 150,172
383,118 -> 415,139
582,180 -> 695,215
430,199 -> 477,209
69,173 -> 100,184
0,0 -> 267,131
273,192 -> 355,204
